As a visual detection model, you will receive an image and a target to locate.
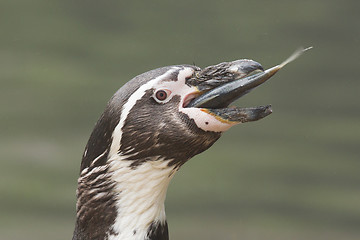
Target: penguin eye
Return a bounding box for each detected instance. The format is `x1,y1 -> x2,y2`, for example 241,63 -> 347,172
154,89 -> 171,102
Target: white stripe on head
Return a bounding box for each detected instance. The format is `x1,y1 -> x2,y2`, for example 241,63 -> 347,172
109,67 -> 180,158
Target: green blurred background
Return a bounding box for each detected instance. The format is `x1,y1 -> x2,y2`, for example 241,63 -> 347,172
1,0 -> 359,239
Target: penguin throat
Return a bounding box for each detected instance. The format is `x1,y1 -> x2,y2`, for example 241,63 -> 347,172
107,156 -> 177,240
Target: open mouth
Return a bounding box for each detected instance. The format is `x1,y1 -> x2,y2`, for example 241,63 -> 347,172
184,47 -> 311,123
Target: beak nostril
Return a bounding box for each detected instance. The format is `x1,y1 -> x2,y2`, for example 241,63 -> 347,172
241,62 -> 264,74
228,60 -> 264,76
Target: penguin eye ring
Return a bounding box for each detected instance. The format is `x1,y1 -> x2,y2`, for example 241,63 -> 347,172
154,89 -> 171,102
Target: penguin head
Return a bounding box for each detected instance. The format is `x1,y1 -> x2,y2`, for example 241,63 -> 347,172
82,60 -> 273,169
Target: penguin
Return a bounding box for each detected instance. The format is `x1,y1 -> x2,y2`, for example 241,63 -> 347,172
73,58 -> 278,240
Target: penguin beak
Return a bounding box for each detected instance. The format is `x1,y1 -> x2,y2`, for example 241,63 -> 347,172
184,61 -> 276,123
185,48 -> 311,123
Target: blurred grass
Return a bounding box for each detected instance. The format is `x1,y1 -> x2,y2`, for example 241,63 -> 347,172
1,0 -> 360,239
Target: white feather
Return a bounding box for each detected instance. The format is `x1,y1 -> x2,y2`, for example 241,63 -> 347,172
108,157 -> 175,240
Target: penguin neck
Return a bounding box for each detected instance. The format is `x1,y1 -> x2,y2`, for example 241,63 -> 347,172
74,153 -> 179,240
107,156 -> 177,240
